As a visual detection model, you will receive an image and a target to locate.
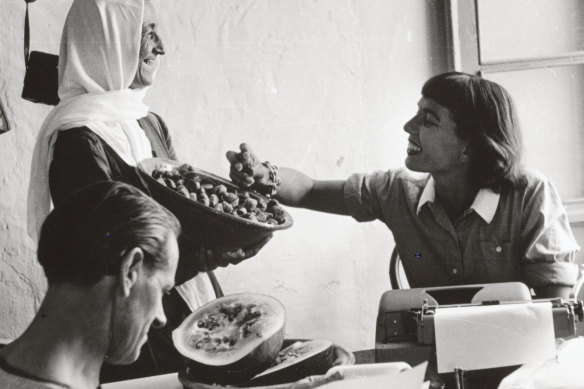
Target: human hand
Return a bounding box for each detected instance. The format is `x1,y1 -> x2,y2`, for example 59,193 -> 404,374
225,143 -> 270,190
196,233 -> 273,272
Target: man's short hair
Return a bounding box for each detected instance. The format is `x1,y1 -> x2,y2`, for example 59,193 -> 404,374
38,181 -> 181,285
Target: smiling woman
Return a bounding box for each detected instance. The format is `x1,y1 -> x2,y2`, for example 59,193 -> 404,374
226,71 -> 580,299
403,96 -> 468,184
25,0 -> 273,382
130,1 -> 165,89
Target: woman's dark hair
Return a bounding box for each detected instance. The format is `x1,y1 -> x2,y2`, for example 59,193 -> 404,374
422,71 -> 523,191
38,181 -> 181,285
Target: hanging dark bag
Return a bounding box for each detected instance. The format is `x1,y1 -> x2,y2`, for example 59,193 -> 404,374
21,0 -> 60,105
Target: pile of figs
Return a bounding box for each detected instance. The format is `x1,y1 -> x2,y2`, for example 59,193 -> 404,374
152,163 -> 286,226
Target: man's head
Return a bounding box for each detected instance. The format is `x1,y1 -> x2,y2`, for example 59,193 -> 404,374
37,181 -> 181,363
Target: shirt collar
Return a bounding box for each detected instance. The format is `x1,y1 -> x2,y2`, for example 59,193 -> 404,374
416,177 -> 500,223
417,176 -> 436,215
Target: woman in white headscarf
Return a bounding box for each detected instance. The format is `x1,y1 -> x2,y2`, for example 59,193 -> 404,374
27,0 -> 270,381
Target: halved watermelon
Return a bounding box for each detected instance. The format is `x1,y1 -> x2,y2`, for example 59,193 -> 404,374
248,339 -> 334,386
173,293 -> 286,385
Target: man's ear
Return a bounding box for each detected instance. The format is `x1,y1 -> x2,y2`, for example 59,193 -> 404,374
119,247 -> 144,297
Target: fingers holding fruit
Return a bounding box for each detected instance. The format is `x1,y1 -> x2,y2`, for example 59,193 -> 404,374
237,143 -> 262,177
197,247 -> 227,271
198,234 -> 273,271
196,247 -> 236,272
216,234 -> 273,267
238,233 -> 273,263
226,143 -> 268,189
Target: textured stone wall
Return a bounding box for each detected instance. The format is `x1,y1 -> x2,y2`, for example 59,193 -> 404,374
0,0 -> 448,350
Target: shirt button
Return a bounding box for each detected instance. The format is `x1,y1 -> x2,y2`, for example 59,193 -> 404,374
496,246 -> 502,253
452,268 -> 458,274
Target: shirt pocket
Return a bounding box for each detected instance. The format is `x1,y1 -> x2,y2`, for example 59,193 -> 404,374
400,238 -> 452,287
470,240 -> 520,283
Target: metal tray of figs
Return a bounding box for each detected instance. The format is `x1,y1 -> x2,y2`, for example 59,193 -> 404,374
177,340 -> 355,389
137,158 -> 293,251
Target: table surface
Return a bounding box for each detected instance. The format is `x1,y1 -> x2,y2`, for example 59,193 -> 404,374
101,349 -> 508,389
102,349 -> 376,389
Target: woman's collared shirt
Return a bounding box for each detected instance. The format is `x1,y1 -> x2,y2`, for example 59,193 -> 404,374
343,167 -> 580,288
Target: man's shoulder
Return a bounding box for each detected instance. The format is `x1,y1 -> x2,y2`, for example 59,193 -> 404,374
0,362 -> 67,389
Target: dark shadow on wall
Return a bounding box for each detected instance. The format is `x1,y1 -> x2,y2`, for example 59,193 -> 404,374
424,0 -> 452,74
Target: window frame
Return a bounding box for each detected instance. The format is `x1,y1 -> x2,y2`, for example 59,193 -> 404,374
447,0 -> 584,225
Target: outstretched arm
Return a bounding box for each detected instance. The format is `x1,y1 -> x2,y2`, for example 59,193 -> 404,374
226,143 -> 349,215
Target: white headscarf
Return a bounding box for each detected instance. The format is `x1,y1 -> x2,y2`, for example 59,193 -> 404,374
27,0 -> 153,240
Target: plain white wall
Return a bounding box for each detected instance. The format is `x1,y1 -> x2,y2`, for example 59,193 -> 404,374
0,0 -> 448,351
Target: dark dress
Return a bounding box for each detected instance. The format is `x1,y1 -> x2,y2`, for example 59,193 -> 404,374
49,112 -> 223,383
50,112 -> 175,204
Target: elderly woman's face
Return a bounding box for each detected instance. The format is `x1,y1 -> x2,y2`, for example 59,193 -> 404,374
130,2 -> 165,89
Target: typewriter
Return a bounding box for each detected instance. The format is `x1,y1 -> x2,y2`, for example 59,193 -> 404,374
375,282 -> 583,388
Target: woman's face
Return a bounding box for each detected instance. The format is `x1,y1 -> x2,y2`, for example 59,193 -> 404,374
130,2 -> 165,89
403,97 -> 469,177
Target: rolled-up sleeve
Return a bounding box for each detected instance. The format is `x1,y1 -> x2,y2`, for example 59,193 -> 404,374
343,170 -> 393,222
521,177 -> 580,287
